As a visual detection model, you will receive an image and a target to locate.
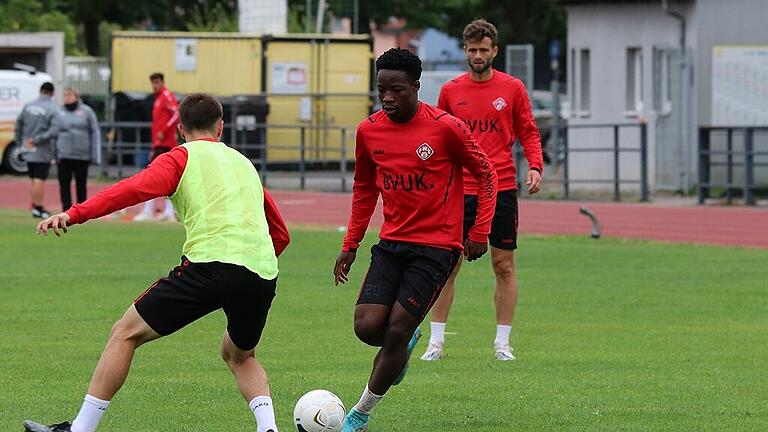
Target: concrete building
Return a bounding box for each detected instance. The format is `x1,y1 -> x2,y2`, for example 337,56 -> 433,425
560,0 -> 768,194
0,32 -> 64,102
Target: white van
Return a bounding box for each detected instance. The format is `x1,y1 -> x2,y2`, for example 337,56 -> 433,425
0,70 -> 55,174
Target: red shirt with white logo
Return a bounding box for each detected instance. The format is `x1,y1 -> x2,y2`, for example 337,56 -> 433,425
342,103 -> 498,252
438,69 -> 543,194
151,86 -> 180,149
64,142 -> 290,256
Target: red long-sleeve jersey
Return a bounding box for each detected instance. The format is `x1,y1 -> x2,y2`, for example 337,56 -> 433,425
65,144 -> 290,256
438,69 -> 543,194
151,86 -> 179,149
342,103 -> 497,253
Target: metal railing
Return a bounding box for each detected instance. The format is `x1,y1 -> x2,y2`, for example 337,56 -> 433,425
515,122 -> 649,201
98,121 -> 356,192
698,126 -> 768,205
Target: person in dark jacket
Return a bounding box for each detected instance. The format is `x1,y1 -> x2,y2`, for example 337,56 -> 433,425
56,87 -> 101,212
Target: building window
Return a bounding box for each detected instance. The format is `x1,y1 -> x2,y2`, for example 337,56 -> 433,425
579,48 -> 591,113
653,49 -> 672,113
626,47 -> 644,112
570,48 -> 576,115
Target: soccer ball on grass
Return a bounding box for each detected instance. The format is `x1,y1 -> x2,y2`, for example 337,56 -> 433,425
293,389 -> 346,432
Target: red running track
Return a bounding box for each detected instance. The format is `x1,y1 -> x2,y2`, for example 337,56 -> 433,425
2,178 -> 766,248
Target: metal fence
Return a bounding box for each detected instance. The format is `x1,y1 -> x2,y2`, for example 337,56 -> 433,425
698,126 -> 768,206
516,122 -> 649,201
98,121 -> 356,192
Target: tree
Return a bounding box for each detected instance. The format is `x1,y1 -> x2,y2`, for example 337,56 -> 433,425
0,0 -> 83,55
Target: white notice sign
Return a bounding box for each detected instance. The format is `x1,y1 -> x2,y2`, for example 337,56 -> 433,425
270,63 -> 308,94
175,39 -> 197,72
712,45 -> 768,126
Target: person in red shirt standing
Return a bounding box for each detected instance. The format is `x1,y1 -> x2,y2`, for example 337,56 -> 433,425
420,19 -> 544,363
134,72 -> 180,221
333,48 -> 497,432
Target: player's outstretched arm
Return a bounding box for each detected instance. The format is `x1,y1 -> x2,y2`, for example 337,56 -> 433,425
333,250 -> 357,285
36,213 -> 71,237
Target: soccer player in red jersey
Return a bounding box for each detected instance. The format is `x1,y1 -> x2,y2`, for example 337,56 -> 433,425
333,48 -> 498,432
421,19 -> 544,363
25,94 -> 288,432
134,72 -> 180,222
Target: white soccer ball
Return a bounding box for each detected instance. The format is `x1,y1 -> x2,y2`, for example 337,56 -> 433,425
293,389 -> 346,432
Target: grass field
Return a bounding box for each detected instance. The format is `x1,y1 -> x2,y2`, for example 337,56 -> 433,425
1,209 -> 766,431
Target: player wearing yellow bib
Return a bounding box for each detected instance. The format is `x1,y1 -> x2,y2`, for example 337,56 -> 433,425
27,94 -> 290,432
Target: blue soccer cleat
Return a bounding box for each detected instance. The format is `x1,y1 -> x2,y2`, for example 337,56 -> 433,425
342,407 -> 370,432
392,327 -> 422,386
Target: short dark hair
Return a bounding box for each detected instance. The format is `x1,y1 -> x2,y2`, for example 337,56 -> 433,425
40,82 -> 54,94
463,19 -> 498,46
179,93 -> 223,132
149,72 -> 164,81
376,48 -> 422,82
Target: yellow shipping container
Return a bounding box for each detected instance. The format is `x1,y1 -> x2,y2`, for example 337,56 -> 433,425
110,32 -> 372,162
111,32 -> 262,96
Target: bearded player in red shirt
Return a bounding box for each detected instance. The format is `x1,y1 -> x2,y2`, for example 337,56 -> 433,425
333,48 -> 497,432
421,19 -> 544,363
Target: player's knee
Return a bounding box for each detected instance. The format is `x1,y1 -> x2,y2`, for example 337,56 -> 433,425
354,318 -> 384,346
383,321 -> 412,348
492,257 -> 515,281
221,346 -> 253,366
108,318 -> 144,345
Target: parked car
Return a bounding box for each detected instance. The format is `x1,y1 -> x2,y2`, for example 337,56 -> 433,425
0,69 -> 55,174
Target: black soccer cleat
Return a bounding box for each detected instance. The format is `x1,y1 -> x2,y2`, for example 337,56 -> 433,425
23,420 -> 72,432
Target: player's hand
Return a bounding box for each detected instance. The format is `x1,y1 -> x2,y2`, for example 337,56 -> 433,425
526,169 -> 542,194
333,250 -> 356,285
157,131 -> 165,141
24,139 -> 35,149
36,212 -> 71,237
463,239 -> 488,261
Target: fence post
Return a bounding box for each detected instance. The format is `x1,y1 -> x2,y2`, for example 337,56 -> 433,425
340,128 -> 347,193
726,129 -> 733,205
300,127 -> 306,190
100,126 -> 108,178
698,128 -> 710,205
260,124 -> 268,187
744,128 -> 755,206
613,125 -> 620,201
640,123 -> 649,202
134,125 -> 141,169
563,131 -> 569,199
514,140 -> 523,189
116,127 -> 123,179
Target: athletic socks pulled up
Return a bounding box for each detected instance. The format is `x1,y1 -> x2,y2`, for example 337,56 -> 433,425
353,385 -> 383,415
495,324 -> 512,346
70,395 -> 109,432
429,322 -> 446,345
249,395 -> 278,432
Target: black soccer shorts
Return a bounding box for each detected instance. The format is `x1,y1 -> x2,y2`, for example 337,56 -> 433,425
27,162 -> 51,180
463,188 -> 519,250
356,240 -> 459,320
134,256 -> 277,351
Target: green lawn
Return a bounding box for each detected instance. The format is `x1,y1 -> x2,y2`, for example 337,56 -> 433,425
1,209 -> 766,431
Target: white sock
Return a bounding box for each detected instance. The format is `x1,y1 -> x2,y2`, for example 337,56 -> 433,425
249,396 -> 278,432
429,322 -> 446,345
353,385 -> 383,415
70,394 -> 109,432
495,324 -> 512,346
141,200 -> 154,215
163,199 -> 175,216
